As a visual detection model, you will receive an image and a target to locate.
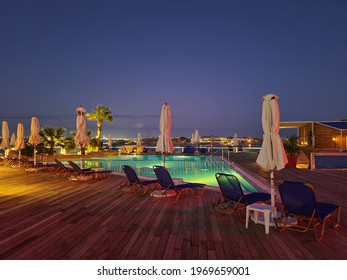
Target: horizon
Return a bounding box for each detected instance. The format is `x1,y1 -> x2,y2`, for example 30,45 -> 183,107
0,114 -> 299,140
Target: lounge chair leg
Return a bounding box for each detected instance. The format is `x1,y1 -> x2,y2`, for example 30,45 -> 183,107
191,187 -> 205,198
331,207 -> 341,228
167,192 -> 180,204
245,207 -> 250,229
314,219 -> 327,241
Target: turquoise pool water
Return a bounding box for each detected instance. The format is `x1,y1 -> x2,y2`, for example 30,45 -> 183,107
76,155 -> 257,191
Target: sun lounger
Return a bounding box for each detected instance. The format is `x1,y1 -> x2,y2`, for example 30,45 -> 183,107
183,145 -> 195,154
136,146 -> 145,153
152,165 -> 205,203
274,180 -> 341,241
54,159 -> 76,177
21,157 -> 58,172
121,165 -> 159,195
120,145 -> 137,154
67,160 -> 113,180
214,173 -> 271,220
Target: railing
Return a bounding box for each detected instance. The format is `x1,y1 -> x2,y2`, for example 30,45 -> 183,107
114,146 -> 260,154
83,157 -> 233,176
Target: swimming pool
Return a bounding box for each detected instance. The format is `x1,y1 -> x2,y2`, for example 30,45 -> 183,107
76,155 -> 257,192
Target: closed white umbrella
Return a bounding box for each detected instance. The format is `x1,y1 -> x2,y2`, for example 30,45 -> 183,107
76,105 -> 86,116
233,133 -> 238,147
194,129 -> 199,144
1,121 -> 10,157
191,132 -> 195,144
256,94 -> 288,207
75,106 -> 89,155
108,133 -> 112,149
155,102 -> 174,166
10,133 -> 16,148
137,132 -> 142,146
28,117 -> 42,165
15,123 -> 25,157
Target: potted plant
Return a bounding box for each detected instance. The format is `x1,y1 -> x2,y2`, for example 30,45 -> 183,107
283,135 -> 300,168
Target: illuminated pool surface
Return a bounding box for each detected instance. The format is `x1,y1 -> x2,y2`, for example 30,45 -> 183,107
73,155 -> 257,191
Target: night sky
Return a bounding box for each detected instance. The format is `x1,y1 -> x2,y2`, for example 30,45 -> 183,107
1,0 -> 347,139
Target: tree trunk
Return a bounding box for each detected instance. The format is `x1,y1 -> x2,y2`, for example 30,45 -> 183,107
50,143 -> 55,155
97,121 -> 103,140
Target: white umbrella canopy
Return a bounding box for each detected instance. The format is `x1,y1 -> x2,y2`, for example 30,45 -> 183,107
137,132 -> 142,146
108,133 -> 112,148
75,111 -> 90,154
194,129 -> 199,144
76,105 -> 86,116
233,133 -> 238,146
1,121 -> 10,156
190,132 -> 195,144
256,94 -> 288,207
28,117 -> 42,165
155,102 -> 174,166
10,133 -> 16,147
15,122 -> 25,157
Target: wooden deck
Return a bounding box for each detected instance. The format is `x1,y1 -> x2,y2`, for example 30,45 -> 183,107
0,155 -> 346,260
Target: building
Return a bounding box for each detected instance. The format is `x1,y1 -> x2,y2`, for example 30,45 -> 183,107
280,121 -> 347,150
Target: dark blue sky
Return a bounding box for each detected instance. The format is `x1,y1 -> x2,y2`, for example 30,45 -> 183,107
1,0 -> 347,138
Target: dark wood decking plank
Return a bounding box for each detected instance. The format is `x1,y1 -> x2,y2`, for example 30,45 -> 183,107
1,163 -> 346,260
100,195 -> 154,259
161,197 -> 185,260
134,199 -> 169,259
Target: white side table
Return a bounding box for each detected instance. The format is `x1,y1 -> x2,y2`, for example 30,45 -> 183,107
245,203 -> 277,234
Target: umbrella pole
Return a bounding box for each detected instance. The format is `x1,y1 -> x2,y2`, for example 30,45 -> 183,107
270,170 -> 275,207
33,144 -> 36,166
163,153 -> 166,167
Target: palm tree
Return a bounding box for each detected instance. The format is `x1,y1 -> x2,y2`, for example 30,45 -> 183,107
42,127 -> 66,155
86,105 -> 114,140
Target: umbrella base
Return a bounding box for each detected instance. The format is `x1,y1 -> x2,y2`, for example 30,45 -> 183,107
69,175 -> 94,181
151,190 -> 177,198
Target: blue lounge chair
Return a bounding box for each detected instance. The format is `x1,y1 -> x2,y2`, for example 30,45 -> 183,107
122,165 -> 159,195
183,145 -> 195,154
199,147 -> 207,154
21,157 -> 58,172
214,173 -> 271,220
152,165 -> 205,203
274,180 -> 341,241
67,160 -> 113,180
54,159 -> 76,177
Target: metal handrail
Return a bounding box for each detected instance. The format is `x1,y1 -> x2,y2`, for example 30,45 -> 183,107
81,158 -> 232,174
210,149 -> 221,156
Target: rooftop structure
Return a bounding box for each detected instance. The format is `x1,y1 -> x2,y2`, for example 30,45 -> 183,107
280,121 -> 347,150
